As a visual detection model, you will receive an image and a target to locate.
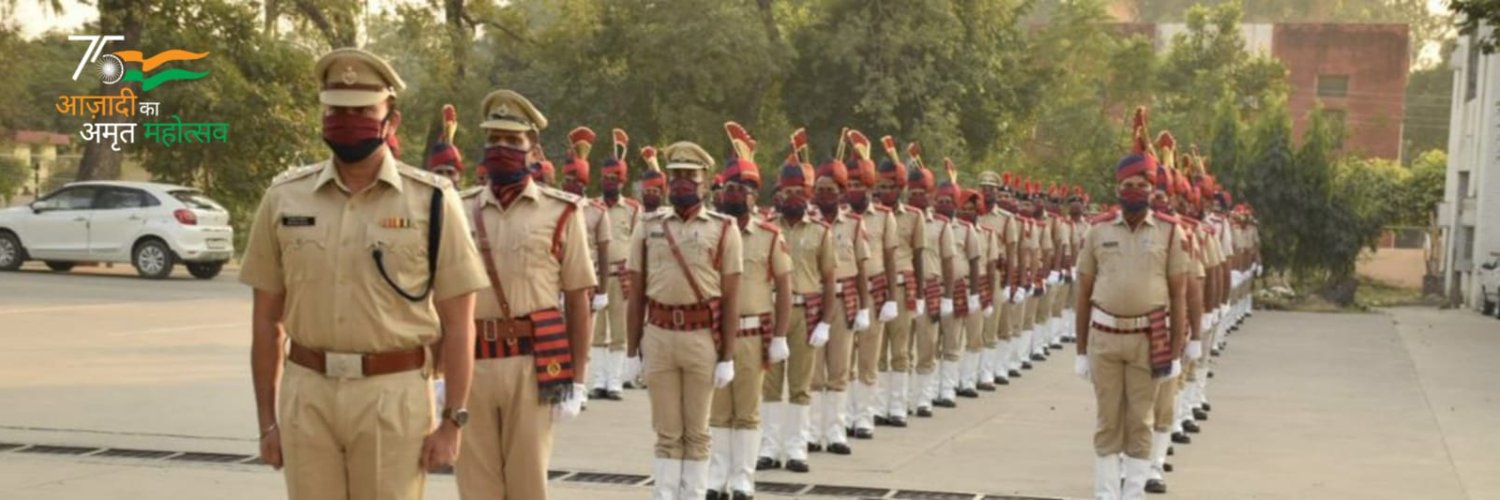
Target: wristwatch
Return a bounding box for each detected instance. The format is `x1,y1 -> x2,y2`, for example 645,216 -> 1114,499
441,408 -> 469,428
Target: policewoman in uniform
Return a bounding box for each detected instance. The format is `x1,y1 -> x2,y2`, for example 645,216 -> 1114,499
1074,108 -> 1193,500
807,155 -> 870,456
626,141 -> 744,499
758,131 -> 833,474
871,137 -> 925,428
594,129 -> 642,400
841,130 -> 898,440
241,47 -> 490,500
706,122 -> 793,500
456,89 -> 596,499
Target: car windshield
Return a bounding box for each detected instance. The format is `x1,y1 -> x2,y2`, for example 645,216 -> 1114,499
169,190 -> 224,211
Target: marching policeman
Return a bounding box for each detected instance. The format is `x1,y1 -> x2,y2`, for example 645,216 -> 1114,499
956,185 -> 995,398
558,131 -> 614,377
903,147 -> 955,417
933,162 -> 980,407
807,153 -> 870,456
1074,108 -> 1193,500
977,172 -> 1019,388
592,129 -> 643,400
627,141 -> 743,499
425,104 -> 465,188
241,47 -> 490,500
706,122 -> 793,500
871,137 -> 925,428
456,89 -> 596,499
842,130 -> 898,439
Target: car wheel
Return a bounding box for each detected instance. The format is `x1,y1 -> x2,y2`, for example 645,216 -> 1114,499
132,239 -> 176,279
44,261 -> 76,272
186,261 -> 224,280
0,232 -> 24,271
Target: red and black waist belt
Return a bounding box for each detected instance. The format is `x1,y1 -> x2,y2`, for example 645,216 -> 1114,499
795,292 -> 824,327
836,276 -> 860,326
924,279 -> 943,321
288,341 -> 425,379
1090,305 -> 1174,380
473,308 -> 575,402
897,271 -> 919,311
977,274 -> 995,310
869,273 -> 890,306
610,260 -> 633,297
648,299 -> 722,331
952,278 -> 971,318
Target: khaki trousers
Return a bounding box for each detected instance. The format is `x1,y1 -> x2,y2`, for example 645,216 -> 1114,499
939,312 -> 964,362
591,274 -> 628,351
811,299 -> 853,392
711,335 -> 765,429
644,325 -> 717,460
998,300 -> 1017,340
912,311 -> 940,375
877,286 -> 914,373
1088,330 -> 1159,459
854,297 -> 883,386
1050,282 -> 1067,319
763,307 -> 813,405
1153,375 -> 1181,433
457,356 -> 554,500
965,312 -> 985,354
279,363 -> 432,500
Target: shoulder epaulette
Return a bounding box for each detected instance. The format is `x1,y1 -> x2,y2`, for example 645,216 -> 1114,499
846,212 -> 863,221
644,210 -> 669,221
539,186 -> 584,205
1089,210 -> 1118,225
459,186 -> 485,199
756,220 -> 782,235
813,218 -> 832,229
397,164 -> 450,190
932,213 -> 950,222
873,205 -> 892,213
623,198 -> 642,209
1152,211 -> 1179,224
705,211 -> 735,222
270,163 -> 322,186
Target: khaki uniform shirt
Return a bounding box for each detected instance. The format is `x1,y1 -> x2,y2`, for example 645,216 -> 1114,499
238,156 -> 488,352
828,209 -> 870,281
464,181 -> 597,319
920,211 -> 955,280
1019,216 -> 1042,280
628,209 -> 744,305
947,217 -> 981,279
738,218 -> 793,316
862,206 -> 900,275
1077,210 -> 1194,317
583,200 -> 613,268
978,209 -> 1017,264
889,205 -> 927,274
1051,214 -> 1072,266
603,198 -> 643,265
781,215 -> 837,295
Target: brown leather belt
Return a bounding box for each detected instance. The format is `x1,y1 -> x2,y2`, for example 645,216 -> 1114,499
288,341 -> 425,379
647,300 -> 718,331
475,317 -> 536,341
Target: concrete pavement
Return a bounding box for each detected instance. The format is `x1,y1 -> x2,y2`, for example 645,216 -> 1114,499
2,269 -> 1498,499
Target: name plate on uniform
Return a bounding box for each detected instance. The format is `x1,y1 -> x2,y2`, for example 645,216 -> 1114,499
1101,241 -> 1119,248
282,216 -> 316,227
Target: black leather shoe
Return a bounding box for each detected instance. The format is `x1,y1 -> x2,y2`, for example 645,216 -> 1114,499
845,427 -> 854,438
589,387 -> 609,399
731,491 -> 752,500
874,415 -> 891,427
1049,341 -> 1064,349
1211,348 -> 1222,357
1022,361 -> 1034,370
853,428 -> 874,440
808,443 -> 823,453
755,457 -> 781,470
995,376 -> 1010,386
887,417 -> 908,428
1183,420 -> 1201,434
916,407 -> 933,418
604,390 -> 624,401
1164,462 -> 1174,473
623,381 -> 639,389
1145,479 -> 1167,494
1201,403 -> 1212,412
934,398 -> 957,408
1062,336 -> 1076,343
977,382 -> 997,392
1167,445 -> 1174,456
785,459 -> 809,473
707,489 -> 728,500
1008,369 -> 1023,378
1171,431 -> 1191,444
828,443 -> 852,455
1041,346 -> 1051,356
958,388 -> 980,398
1192,408 -> 1209,421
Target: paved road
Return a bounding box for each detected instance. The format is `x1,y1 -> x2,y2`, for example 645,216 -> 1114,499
2,268 -> 1498,499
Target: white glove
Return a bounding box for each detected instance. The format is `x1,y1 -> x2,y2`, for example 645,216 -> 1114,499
623,356 -> 643,382
967,294 -> 981,312
1186,340 -> 1203,361
879,301 -> 899,322
1169,359 -> 1183,378
915,300 -> 927,316
713,361 -> 735,388
854,308 -> 872,331
983,304 -> 995,317
1074,355 -> 1091,380
1047,271 -> 1060,285
940,298 -> 955,316
591,293 -> 609,311
769,336 -> 790,363
552,383 -> 588,421
810,322 -> 831,347
1255,264 -> 1263,277
433,377 -> 446,413
1004,286 -> 1018,304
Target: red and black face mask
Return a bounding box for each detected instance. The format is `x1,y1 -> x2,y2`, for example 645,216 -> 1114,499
845,189 -> 870,213
322,112 -> 391,163
1119,186 -> 1151,213
907,191 -> 930,210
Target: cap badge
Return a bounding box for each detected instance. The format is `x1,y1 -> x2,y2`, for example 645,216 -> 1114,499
341,65 -> 358,86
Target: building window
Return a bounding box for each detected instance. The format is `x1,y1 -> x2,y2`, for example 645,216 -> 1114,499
1466,32 -> 1480,102
1317,75 -> 1349,98
1458,171 -> 1471,198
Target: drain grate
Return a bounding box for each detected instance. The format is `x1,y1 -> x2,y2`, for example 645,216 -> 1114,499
756,481 -> 808,494
96,448 -> 178,459
547,470 -> 572,480
18,445 -> 97,455
169,452 -> 253,464
983,496 -> 1065,500
806,484 -> 893,497
564,472 -> 650,486
896,490 -> 980,499
0,443 -> 24,452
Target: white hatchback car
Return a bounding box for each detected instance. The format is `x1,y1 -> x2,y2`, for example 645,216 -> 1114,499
0,181 -> 234,279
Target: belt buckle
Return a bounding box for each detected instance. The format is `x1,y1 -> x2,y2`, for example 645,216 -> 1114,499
324,352 -> 365,379
483,321 -> 498,342
672,309 -> 686,327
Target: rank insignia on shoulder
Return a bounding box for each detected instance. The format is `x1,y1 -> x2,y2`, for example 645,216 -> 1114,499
380,217 -> 411,229
1101,241 -> 1119,248
649,231 -> 665,238
281,216 -> 316,227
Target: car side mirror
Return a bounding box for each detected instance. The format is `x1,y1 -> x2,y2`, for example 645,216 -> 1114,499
29,201 -> 41,214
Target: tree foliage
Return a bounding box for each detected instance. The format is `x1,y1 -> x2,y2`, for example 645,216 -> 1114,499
1450,0 -> 1500,54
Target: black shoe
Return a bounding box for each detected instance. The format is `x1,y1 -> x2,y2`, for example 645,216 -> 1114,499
589,387 -> 609,399
1210,349 -> 1222,357
785,459 -> 809,473
604,390 -> 624,401
1022,361 -> 1034,370
707,490 -> 728,500
995,376 -> 1010,386
1183,420 -> 1201,434
808,443 -> 823,453
1049,341 -> 1064,349
1201,403 -> 1212,412
958,388 -> 980,398
623,381 -> 639,389
845,427 -> 854,438
1009,369 -> 1023,378
1041,346 -> 1052,356
916,407 -> 934,418
1062,336 -> 1076,343
977,382 -> 997,392
853,428 -> 874,440
1164,462 -> 1174,473
1207,371 -> 1215,379
755,457 -> 781,470
874,415 -> 891,427
934,398 -> 957,408
1145,479 -> 1167,494
732,491 -> 752,500
1168,446 -> 1174,456
1193,408 -> 1209,421
828,442 -> 852,455
887,417 -> 908,428
1171,432 -> 1192,444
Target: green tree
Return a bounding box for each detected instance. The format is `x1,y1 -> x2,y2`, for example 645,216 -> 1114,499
1450,0 -> 1500,54
1400,149 -> 1446,225
0,156 -> 27,205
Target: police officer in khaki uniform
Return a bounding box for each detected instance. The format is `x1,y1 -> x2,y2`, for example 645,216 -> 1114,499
424,104 -> 465,187
871,137 -> 925,427
706,122 -> 793,500
998,174 -> 1032,380
903,148 -> 956,417
807,156 -> 870,456
841,130 -> 898,440
557,131 -> 614,373
977,171 -> 1018,388
457,89 -> 596,499
933,163 -> 981,407
1074,108 -> 1193,500
758,135 -> 834,474
627,141 -> 744,499
592,129 -> 643,400
956,186 -> 995,398
241,48 -> 490,500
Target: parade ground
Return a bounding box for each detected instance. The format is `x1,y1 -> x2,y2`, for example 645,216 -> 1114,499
2,264 -> 1497,500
